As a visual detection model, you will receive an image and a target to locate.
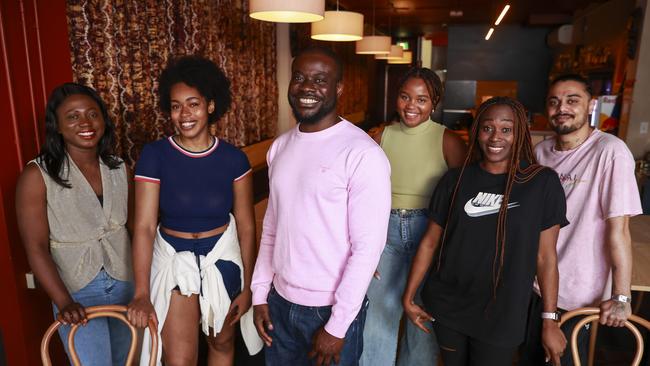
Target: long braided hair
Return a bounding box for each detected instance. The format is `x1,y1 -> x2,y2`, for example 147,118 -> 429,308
436,96 -> 546,302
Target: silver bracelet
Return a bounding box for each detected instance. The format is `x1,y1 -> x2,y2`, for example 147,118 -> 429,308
541,311 -> 561,322
611,294 -> 632,304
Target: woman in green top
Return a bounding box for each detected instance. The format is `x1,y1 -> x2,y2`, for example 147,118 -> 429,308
361,67 -> 467,366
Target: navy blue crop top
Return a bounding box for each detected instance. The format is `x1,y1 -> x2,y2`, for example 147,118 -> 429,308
135,136 -> 251,232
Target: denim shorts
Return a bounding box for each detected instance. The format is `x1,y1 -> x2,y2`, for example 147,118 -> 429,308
160,230 -> 241,300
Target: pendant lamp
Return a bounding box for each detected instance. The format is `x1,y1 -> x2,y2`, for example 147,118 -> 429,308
356,36 -> 391,54
311,10 -> 364,41
249,0 -> 325,23
375,45 -> 404,60
387,50 -> 412,64
355,1 -> 391,54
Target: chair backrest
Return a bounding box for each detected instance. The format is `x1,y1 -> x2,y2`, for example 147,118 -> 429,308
559,307 -> 650,366
40,305 -> 158,366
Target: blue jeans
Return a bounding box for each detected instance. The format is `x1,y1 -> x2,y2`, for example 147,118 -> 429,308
265,287 -> 369,366
360,209 -> 439,366
53,269 -> 134,366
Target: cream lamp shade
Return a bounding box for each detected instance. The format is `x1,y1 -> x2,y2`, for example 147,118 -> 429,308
311,11 -> 364,41
375,45 -> 404,60
356,35 -> 391,54
388,50 -> 413,64
249,0 -> 324,23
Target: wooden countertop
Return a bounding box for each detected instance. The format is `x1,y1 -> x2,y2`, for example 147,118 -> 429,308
631,215 -> 650,292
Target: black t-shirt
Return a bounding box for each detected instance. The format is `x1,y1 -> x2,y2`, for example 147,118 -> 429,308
422,162 -> 568,347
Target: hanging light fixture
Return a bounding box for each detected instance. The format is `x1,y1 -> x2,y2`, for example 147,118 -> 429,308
249,0 -> 325,23
356,36 -> 391,54
311,1 -> 363,41
375,45 -> 404,60
387,50 -> 412,64
356,1 -> 391,54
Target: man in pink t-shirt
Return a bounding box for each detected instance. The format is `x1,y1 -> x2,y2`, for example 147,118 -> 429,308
520,74 -> 642,366
250,47 -> 391,365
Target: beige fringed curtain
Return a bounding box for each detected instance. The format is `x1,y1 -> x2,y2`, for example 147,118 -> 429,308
66,0 -> 278,166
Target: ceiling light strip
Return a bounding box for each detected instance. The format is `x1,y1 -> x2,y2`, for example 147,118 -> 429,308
485,27 -> 494,40
494,4 -> 510,25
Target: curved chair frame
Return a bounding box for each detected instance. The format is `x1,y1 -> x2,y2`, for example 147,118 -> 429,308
559,307 -> 650,366
41,305 -> 158,366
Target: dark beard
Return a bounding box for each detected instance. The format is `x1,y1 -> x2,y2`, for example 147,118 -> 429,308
289,96 -> 337,125
553,124 -> 578,135
551,116 -> 588,135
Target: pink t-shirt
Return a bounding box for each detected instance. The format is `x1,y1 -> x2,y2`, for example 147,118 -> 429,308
251,120 -> 392,338
535,129 -> 642,310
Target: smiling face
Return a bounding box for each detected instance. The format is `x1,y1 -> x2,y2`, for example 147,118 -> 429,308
169,82 -> 214,140
396,77 -> 435,128
288,51 -> 342,126
56,94 -> 105,152
477,104 -> 515,174
546,80 -> 594,136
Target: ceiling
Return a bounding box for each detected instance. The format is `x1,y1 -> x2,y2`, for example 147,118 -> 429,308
337,0 -> 608,37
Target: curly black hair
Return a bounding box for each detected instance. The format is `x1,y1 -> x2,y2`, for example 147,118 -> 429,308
158,55 -> 231,124
40,82 -> 121,188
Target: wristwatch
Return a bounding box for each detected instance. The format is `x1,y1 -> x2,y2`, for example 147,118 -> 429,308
541,311 -> 561,322
611,294 -> 632,304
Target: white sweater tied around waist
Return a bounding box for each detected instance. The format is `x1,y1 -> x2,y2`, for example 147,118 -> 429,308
140,214 -> 262,365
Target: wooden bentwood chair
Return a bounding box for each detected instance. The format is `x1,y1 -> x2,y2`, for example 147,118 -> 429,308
40,305 -> 158,366
559,307 -> 650,366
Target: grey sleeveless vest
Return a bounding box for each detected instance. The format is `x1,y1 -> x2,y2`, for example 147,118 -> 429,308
32,156 -> 133,293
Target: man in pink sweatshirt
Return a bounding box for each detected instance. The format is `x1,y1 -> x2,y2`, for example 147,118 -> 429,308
251,47 -> 392,365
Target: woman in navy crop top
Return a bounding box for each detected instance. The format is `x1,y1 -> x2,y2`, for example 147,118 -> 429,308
128,56 -> 255,365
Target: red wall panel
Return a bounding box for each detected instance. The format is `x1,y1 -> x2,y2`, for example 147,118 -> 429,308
0,1 -> 72,364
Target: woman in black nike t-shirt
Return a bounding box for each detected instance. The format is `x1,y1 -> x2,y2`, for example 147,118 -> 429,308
402,97 -> 568,366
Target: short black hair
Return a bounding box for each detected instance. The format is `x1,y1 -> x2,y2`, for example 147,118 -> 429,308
549,73 -> 592,98
158,55 -> 231,124
294,46 -> 343,82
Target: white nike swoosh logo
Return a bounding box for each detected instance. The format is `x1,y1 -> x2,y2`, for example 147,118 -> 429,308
463,200 -> 520,217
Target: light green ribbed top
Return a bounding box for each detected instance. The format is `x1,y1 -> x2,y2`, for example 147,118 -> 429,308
380,119 -> 448,209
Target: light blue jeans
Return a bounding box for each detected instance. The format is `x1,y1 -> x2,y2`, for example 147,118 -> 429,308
360,209 -> 439,366
53,269 -> 134,366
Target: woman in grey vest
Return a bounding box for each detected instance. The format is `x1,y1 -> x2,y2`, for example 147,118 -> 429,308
15,83 -> 134,366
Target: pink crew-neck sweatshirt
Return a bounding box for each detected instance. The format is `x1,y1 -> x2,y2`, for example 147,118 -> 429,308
251,120 -> 391,338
